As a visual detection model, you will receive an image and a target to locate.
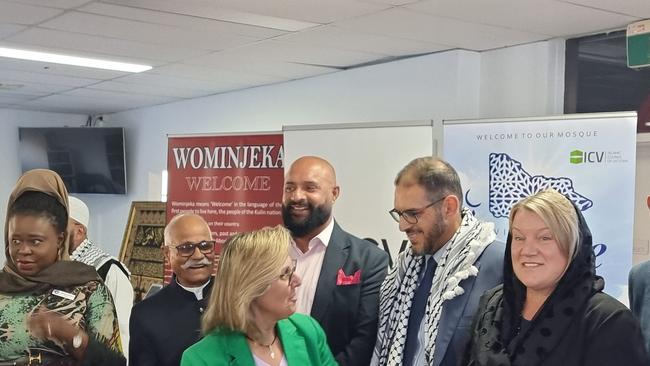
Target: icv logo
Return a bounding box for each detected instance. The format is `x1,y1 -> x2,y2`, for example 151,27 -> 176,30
570,149 -> 604,164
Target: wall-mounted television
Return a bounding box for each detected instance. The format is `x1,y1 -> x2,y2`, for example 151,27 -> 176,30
18,127 -> 127,194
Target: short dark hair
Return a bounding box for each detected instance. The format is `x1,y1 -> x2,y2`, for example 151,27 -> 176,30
395,157 -> 463,206
9,191 -> 67,233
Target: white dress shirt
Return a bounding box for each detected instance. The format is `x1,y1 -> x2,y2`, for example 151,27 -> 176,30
290,218 -> 335,315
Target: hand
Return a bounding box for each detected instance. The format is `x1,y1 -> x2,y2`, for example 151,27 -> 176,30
27,307 -> 89,359
26,308 -> 60,341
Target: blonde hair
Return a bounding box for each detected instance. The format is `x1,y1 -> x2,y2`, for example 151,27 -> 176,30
509,188 -> 579,260
201,225 -> 291,336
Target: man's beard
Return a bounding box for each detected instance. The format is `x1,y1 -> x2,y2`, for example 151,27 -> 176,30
414,209 -> 446,255
282,201 -> 331,237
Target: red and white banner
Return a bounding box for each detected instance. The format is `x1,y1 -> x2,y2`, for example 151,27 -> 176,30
165,133 -> 284,283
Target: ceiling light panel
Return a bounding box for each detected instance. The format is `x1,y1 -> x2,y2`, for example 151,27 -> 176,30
0,47 -> 152,72
7,28 -> 208,63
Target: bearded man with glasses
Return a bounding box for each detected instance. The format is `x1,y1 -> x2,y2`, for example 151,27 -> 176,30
129,213 -> 216,366
371,157 -> 505,366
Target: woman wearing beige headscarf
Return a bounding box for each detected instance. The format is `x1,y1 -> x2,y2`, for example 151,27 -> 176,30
0,169 -> 125,365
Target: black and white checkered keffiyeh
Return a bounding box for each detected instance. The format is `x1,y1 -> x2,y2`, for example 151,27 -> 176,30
71,238 -> 121,273
372,209 -> 496,366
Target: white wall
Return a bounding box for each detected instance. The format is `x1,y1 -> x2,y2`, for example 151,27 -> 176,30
0,41 -> 563,259
480,39 -> 565,118
0,109 -> 87,264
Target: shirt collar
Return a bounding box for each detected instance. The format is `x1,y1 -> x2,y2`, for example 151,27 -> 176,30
432,239 -> 451,263
313,217 -> 335,248
176,277 -> 211,300
290,217 -> 335,251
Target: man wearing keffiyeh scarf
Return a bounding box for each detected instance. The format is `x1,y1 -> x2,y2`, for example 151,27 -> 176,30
68,196 -> 133,358
370,157 -> 505,366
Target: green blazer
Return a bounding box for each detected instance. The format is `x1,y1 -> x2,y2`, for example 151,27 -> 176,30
181,313 -> 337,366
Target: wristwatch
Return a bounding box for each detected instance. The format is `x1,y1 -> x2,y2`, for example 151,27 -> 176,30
72,332 -> 83,349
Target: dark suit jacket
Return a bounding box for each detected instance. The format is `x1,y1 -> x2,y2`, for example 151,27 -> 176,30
181,313 -> 337,366
434,240 -> 504,366
128,277 -> 214,366
310,221 -> 389,366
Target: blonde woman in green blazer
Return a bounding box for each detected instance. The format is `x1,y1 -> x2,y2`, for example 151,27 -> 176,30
181,226 -> 337,366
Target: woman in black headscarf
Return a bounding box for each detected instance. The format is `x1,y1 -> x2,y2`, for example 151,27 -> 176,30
463,188 -> 648,365
0,169 -> 125,365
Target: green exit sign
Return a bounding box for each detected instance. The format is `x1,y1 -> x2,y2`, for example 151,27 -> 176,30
628,20 -> 650,68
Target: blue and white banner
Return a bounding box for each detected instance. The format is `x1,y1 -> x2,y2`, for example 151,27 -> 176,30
443,112 -> 637,304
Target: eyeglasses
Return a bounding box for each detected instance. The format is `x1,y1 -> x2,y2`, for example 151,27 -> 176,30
170,240 -> 215,257
388,196 -> 447,224
279,259 -> 298,284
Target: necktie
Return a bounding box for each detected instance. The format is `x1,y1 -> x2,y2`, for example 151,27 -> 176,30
402,256 -> 437,366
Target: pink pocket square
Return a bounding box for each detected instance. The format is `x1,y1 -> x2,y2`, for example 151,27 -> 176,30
336,269 -> 361,285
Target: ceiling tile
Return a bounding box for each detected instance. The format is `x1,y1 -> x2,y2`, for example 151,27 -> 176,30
87,80 -> 210,99
250,40 -> 382,67
190,39 -> 382,69
152,63 -> 283,87
558,0 -> 650,18
63,84 -> 181,102
335,7 -> 548,50
0,93 -> 37,103
80,2 -> 287,38
98,0 -> 319,31
111,72 -> 240,93
278,25 -> 450,57
407,0 -> 639,37
7,0 -> 93,9
0,68 -> 100,87
0,24 -> 26,39
185,48 -> 339,79
7,27 -> 210,63
0,54 -> 128,79
100,0 -> 389,25
359,0 -> 420,4
199,0 -> 391,24
39,11 -> 258,51
18,94 -> 137,114
0,1 -> 64,24
0,81 -> 71,95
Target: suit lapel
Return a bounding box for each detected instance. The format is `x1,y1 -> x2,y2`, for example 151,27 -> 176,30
310,221 -> 349,321
279,318 -> 310,364
224,332 -> 255,366
431,260 -> 481,366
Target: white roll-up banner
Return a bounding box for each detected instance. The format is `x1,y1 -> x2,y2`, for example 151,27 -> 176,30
443,112 -> 638,304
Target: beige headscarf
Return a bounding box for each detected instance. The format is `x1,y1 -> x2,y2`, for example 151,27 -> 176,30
0,169 -> 99,293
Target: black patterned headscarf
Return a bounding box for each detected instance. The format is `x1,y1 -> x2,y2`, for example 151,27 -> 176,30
465,198 -> 599,365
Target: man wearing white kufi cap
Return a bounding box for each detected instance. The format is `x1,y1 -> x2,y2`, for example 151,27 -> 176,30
68,195 -> 134,357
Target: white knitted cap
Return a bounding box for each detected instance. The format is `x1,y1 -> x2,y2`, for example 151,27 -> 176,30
68,196 -> 90,228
